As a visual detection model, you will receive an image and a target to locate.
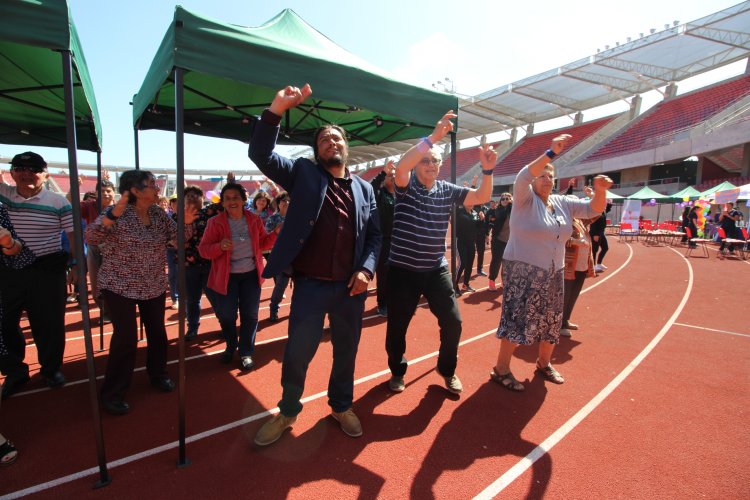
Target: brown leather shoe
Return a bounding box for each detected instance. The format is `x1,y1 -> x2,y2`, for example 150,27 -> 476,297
331,408 -> 363,437
254,413 -> 297,446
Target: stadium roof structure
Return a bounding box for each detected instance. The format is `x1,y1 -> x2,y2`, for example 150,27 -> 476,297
453,2 -> 750,140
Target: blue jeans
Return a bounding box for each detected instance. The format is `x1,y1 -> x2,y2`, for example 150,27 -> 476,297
166,247 -> 178,302
185,263 -> 214,333
212,270 -> 261,356
269,271 -> 291,314
279,277 -> 366,417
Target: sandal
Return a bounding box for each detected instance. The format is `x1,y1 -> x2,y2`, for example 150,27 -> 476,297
490,368 -> 525,392
0,440 -> 18,466
536,363 -> 565,384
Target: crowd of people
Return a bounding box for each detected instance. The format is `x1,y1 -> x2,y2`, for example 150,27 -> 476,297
9,82 -> 748,463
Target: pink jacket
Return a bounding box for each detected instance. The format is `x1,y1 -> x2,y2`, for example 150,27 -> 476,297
198,210 -> 277,295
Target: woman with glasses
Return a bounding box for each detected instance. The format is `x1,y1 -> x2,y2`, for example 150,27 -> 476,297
490,135 -> 612,391
488,193 -> 513,291
199,183 -> 278,370
86,170 -> 198,415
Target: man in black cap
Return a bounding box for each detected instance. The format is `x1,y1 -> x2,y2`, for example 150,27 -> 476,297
0,152 -> 74,398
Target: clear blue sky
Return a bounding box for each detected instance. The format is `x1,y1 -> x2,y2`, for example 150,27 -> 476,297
0,0 -> 743,174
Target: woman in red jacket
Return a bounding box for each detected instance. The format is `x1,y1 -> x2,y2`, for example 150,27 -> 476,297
199,183 -> 278,370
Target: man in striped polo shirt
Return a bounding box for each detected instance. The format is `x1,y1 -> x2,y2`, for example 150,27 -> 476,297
386,112 -> 497,395
0,152 -> 74,399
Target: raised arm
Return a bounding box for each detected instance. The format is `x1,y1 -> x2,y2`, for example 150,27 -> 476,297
463,144 -> 497,206
528,134 -> 571,178
394,111 -> 456,188
590,175 -> 613,213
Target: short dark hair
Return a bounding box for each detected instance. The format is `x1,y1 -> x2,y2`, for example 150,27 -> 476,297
220,183 -> 247,202
100,180 -> 115,190
184,185 -> 203,198
312,124 -> 348,163
118,170 -> 155,204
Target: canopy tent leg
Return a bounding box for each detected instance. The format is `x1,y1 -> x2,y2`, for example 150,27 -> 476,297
174,67 -> 190,469
61,49 -> 111,489
134,128 -> 140,170
449,132 -> 457,285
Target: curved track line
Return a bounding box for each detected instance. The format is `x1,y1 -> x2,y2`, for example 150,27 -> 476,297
473,245 -> 694,499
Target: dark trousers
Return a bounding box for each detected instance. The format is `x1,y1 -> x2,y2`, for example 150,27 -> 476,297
269,271 -> 291,314
375,238 -> 391,308
213,270 -> 261,356
455,238 -> 475,286
386,265 -> 462,378
562,271 -> 587,324
279,277 -> 366,417
488,239 -> 507,281
0,254 -> 67,378
591,232 -> 608,264
100,290 -> 168,402
475,232 -> 486,272
185,263 -> 214,333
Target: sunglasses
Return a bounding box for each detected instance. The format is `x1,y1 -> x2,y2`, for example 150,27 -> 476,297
500,197 -> 511,201
419,158 -> 441,165
11,165 -> 45,174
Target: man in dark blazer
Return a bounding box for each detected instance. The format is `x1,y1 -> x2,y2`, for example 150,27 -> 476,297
249,84 -> 381,447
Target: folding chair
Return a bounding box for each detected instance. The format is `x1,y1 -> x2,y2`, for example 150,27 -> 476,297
717,227 -> 747,260
684,227 -> 711,258
618,222 -> 638,243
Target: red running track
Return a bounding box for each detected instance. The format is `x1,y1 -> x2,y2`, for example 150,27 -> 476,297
1,240 -> 748,499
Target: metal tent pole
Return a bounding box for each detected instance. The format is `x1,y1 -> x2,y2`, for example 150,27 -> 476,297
134,128 -> 140,170
61,49 -> 111,489
450,131 -> 457,284
174,67 -> 190,468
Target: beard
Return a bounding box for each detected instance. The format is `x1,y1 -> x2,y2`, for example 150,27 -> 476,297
318,151 -> 347,169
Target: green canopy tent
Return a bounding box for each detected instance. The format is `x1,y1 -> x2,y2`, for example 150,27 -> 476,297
132,8 -> 455,149
627,186 -> 672,223
0,0 -> 109,488
667,185 -> 701,202
131,6 -> 458,465
698,180 -> 737,199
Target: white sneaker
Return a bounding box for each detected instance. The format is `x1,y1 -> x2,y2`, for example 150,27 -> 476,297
170,300 -> 179,310
599,264 -> 608,270
594,264 -> 604,272
559,328 -> 572,337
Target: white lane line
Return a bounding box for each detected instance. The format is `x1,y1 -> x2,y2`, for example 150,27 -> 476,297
2,329 -> 497,499
577,244 -> 633,293
673,322 -> 750,338
473,245 -> 693,499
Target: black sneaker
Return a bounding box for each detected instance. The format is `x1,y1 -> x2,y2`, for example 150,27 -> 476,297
150,377 -> 175,393
240,356 -> 255,371
376,306 -> 388,318
185,329 -> 198,341
269,310 -> 279,322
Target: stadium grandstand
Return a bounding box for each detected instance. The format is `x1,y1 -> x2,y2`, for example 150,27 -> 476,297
351,2 -> 750,202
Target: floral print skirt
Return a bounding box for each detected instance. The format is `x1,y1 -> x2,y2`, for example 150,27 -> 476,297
496,259 -> 564,345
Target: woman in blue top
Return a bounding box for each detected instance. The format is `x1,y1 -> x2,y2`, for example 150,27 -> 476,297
490,134 -> 612,391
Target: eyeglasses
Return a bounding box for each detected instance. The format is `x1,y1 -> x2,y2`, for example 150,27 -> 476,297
418,158 -> 441,165
11,165 -> 45,174
500,197 -> 511,201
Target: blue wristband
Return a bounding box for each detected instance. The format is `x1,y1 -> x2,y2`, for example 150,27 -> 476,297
422,136 -> 434,149
545,149 -> 557,159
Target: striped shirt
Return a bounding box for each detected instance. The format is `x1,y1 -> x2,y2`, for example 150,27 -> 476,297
389,176 -> 469,271
0,183 -> 73,257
